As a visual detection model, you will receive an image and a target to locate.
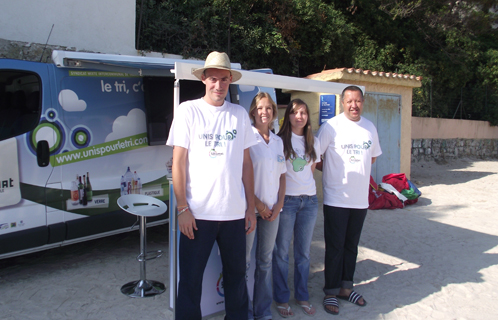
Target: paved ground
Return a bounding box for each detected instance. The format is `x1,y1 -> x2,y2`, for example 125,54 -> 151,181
1,158 -> 498,319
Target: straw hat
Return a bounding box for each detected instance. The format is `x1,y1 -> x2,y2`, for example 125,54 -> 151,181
192,51 -> 242,83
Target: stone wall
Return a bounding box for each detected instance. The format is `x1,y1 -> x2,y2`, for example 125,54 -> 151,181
0,38 -> 78,63
412,138 -> 498,162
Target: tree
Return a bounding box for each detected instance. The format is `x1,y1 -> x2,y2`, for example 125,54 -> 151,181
136,0 -> 498,124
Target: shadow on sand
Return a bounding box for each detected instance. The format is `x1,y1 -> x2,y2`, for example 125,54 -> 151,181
411,158 -> 495,187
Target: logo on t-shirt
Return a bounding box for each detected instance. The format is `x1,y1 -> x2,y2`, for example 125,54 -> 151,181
209,149 -> 224,158
199,129 -> 238,148
290,156 -> 307,172
277,155 -> 285,163
289,148 -> 310,172
200,128 -> 238,158
342,140 -> 372,156
349,156 -> 361,164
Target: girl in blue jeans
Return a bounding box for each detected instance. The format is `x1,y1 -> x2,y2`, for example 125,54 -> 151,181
273,99 -> 321,317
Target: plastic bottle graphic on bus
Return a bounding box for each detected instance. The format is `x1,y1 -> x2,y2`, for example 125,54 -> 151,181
122,167 -> 141,195
136,178 -> 142,194
120,176 -> 126,196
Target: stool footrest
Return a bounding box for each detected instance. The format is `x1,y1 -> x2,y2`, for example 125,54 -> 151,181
136,250 -> 163,262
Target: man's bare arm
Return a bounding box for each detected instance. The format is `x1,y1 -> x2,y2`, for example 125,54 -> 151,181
242,148 -> 256,234
172,146 -> 197,239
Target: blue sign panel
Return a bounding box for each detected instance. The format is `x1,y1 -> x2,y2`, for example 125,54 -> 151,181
319,95 -> 336,125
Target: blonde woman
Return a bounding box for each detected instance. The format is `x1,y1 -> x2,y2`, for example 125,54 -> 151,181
246,92 -> 287,320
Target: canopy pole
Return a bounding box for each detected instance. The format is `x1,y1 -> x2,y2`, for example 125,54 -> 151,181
169,79 -> 180,317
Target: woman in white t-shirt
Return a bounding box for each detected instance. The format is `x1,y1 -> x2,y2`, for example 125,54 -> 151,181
246,92 -> 287,320
273,99 -> 321,317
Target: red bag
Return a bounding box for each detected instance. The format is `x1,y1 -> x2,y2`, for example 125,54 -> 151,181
381,173 -> 419,206
368,176 -> 404,210
382,173 -> 409,192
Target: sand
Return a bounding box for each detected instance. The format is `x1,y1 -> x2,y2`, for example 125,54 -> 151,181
1,158 -> 498,319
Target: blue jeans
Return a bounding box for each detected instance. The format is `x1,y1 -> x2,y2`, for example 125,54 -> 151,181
176,219 -> 248,320
272,195 -> 318,303
246,215 -> 280,320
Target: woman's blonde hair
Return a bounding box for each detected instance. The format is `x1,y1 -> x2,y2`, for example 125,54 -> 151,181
277,99 -> 317,163
248,92 -> 278,130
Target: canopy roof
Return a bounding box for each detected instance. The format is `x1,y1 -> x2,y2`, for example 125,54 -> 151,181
52,50 -> 362,94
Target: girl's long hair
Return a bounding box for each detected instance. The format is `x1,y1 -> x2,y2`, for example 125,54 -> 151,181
277,99 -> 317,163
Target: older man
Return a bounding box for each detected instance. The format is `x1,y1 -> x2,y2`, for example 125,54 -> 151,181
316,85 -> 382,315
167,51 -> 257,320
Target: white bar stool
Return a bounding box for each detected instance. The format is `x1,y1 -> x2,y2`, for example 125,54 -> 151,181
117,194 -> 167,298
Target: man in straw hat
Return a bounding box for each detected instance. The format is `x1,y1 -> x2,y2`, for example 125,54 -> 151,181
167,51 -> 257,319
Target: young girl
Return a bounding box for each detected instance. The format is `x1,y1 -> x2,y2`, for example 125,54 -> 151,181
246,92 -> 287,320
273,99 -> 321,317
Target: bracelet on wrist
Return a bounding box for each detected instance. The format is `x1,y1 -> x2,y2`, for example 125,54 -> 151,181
257,203 -> 267,214
178,206 -> 190,216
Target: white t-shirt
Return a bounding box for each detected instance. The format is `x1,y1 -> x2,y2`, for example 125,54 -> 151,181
166,98 -> 257,221
284,132 -> 321,196
249,127 -> 287,212
316,113 -> 382,209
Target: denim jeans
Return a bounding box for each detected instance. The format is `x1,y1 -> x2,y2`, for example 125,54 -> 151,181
272,195 -> 318,303
176,219 -> 248,320
246,214 -> 280,320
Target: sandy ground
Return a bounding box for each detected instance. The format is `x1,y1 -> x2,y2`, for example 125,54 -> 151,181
1,158 -> 498,320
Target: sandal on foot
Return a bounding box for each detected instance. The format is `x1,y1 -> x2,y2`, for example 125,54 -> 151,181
337,291 -> 367,307
323,297 -> 339,315
296,301 -> 315,317
276,304 -> 293,318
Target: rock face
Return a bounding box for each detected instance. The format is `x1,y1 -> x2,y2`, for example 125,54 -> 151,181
0,37 -> 83,62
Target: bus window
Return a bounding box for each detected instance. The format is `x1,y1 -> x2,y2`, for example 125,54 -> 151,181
142,77 -> 205,146
0,71 -> 41,141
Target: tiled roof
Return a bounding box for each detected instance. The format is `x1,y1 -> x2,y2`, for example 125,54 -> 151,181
305,68 -> 423,83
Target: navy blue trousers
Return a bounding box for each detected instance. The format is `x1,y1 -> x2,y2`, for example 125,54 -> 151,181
323,205 -> 367,295
176,219 -> 248,320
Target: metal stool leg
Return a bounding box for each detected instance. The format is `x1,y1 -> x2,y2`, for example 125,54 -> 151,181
121,216 -> 165,298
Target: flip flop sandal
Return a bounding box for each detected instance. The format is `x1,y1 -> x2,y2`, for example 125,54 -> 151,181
323,296 -> 339,315
296,302 -> 315,317
277,304 -> 293,318
337,291 -> 367,307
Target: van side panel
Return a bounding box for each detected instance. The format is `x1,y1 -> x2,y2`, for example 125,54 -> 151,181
1,61 -> 172,258
49,68 -> 172,240
0,60 -> 54,255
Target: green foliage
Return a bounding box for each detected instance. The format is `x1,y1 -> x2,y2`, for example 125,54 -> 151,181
136,0 -> 498,125
480,49 -> 498,87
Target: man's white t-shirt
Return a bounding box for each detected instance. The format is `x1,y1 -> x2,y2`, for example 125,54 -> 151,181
166,98 -> 257,221
249,127 -> 287,212
284,133 -> 321,196
316,113 -> 382,209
